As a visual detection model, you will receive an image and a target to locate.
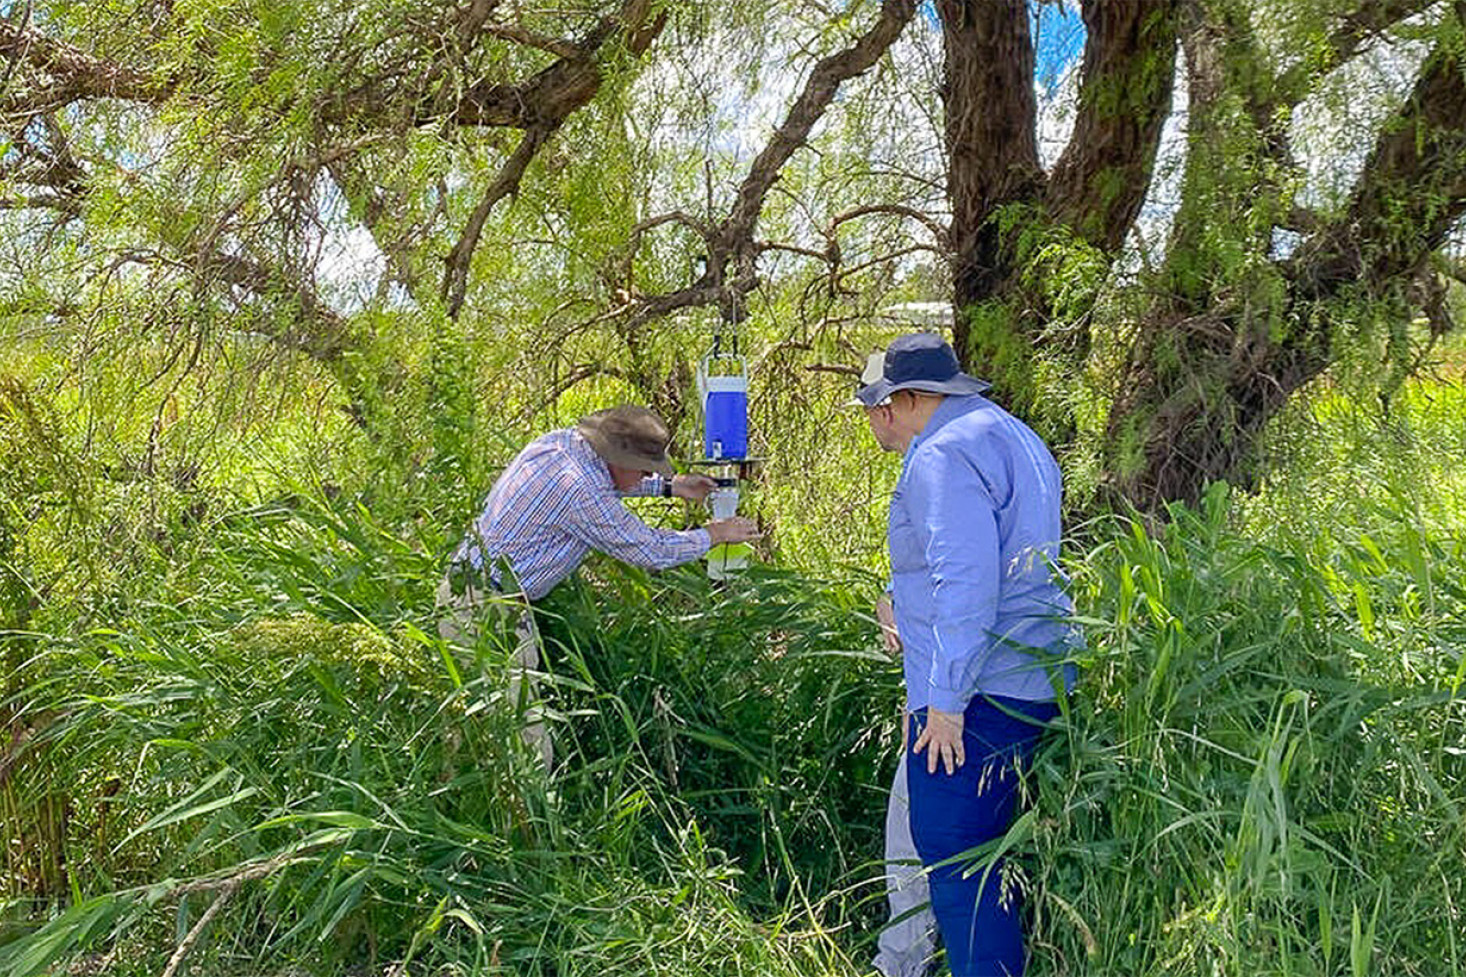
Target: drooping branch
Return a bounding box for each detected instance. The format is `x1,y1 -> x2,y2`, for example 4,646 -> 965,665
827,203 -> 950,250
196,250 -> 353,363
1292,10 -> 1466,301
610,0 -> 918,332
1047,0 -> 1179,253
440,0 -> 668,318
481,23 -> 581,60
613,210 -> 714,295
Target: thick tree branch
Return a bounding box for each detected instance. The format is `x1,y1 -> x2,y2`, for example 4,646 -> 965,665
0,19 -> 169,119
447,0 -> 666,128
720,0 -> 918,252
938,0 -> 1042,318
1047,0 -> 1179,253
1162,0 -> 1280,293
442,124 -> 550,317
483,23 -> 581,60
1108,3 -> 1466,510
440,0 -> 668,318
1291,15 -> 1466,300
610,0 -> 916,332
452,0 -> 505,46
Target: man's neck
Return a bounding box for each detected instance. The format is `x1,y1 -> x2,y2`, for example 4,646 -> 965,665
896,394 -> 945,449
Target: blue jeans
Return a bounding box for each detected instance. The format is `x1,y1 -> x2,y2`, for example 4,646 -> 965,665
906,695 -> 1059,977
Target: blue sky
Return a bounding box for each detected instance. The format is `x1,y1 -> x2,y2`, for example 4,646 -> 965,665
919,0 -> 1087,92
1031,2 -> 1087,91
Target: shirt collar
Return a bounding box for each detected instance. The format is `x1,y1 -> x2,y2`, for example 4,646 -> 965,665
904,393 -> 980,460
567,429 -> 614,489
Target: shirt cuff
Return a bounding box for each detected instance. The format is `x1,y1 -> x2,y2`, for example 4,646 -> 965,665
691,528 -> 713,554
926,686 -> 970,714
623,475 -> 662,498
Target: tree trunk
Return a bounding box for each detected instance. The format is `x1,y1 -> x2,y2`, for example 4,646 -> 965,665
938,0 -> 1042,345
1107,1 -> 1466,511
1103,313 -> 1331,510
938,0 -> 1178,438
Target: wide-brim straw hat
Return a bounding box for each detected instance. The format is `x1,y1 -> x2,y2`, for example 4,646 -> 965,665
576,406 -> 675,476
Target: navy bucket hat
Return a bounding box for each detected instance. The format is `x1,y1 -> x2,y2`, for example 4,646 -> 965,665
853,332 -> 990,407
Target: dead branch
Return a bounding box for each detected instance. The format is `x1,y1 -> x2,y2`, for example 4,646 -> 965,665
156,843 -> 335,977
827,203 -> 950,250
805,362 -> 861,377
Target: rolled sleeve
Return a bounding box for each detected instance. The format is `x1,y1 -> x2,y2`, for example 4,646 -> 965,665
621,474 -> 664,498
903,442 -> 1001,713
564,478 -> 710,569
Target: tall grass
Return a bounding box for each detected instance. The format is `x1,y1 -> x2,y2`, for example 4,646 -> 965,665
1030,486 -> 1465,976
3,352 -> 1464,975
4,479 -> 1463,975
1,492 -> 894,975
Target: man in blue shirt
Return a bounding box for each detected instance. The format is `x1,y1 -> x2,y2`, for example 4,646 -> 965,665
855,333 -> 1075,977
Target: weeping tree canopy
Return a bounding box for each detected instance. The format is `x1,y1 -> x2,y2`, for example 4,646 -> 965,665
3,0 -> 1465,512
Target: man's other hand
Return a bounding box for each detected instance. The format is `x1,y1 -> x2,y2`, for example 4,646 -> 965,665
705,517 -> 761,545
672,474 -> 717,501
912,707 -> 965,775
875,593 -> 901,656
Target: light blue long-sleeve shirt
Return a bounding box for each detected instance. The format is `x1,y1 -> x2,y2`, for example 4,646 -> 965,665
889,394 -> 1076,712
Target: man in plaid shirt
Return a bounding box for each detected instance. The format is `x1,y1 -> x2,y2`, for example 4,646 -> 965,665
438,405 -> 760,766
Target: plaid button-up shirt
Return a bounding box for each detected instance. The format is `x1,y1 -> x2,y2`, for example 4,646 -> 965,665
452,428 -> 710,600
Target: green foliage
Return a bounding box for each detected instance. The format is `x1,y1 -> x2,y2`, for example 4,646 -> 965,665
1,495 -> 887,976
1031,484 -> 1466,975
4,379 -> 1465,975
0,377 -> 67,633
6,3 -> 1466,971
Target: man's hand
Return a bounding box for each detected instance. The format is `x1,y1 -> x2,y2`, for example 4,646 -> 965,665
875,593 -> 901,657
912,707 -> 965,775
671,473 -> 717,501
705,516 -> 761,545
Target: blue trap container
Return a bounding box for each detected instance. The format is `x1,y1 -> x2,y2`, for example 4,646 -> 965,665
699,356 -> 748,461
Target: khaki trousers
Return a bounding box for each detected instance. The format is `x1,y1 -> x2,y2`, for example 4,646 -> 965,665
435,574 -> 553,769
